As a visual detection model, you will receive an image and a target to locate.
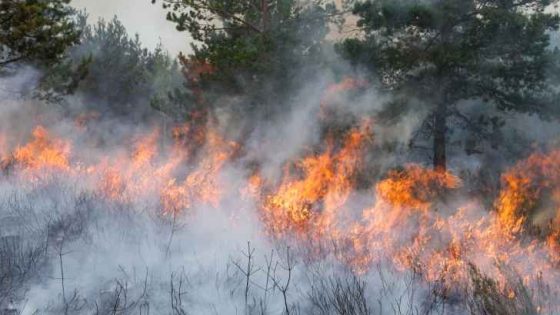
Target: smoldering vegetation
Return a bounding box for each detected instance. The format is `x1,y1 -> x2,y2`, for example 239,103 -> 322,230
1,1 -> 560,314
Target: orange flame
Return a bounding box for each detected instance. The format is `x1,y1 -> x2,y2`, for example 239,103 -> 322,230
160,127 -> 239,214
261,120 -> 373,239
12,126 -> 71,171
496,149 -> 560,235
376,165 -> 461,212
1,112 -> 560,311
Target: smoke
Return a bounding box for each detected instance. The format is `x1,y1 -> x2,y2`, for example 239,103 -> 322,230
1,4 -> 560,315
0,60 -> 429,314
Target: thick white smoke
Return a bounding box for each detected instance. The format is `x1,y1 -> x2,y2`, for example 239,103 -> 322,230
0,56 -> 458,315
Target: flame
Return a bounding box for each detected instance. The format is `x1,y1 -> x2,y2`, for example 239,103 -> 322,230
261,120 -> 372,239
98,165 -> 126,200
241,173 -> 264,200
341,152 -> 560,299
347,166 -> 462,273
11,126 -> 71,172
496,149 -> 560,235
0,120 -> 237,216
1,109 -> 560,311
160,127 -> 238,214
96,130 -> 179,204
376,165 -> 461,212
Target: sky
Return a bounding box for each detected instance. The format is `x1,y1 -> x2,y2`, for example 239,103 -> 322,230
69,1 -> 560,56
71,0 -> 191,56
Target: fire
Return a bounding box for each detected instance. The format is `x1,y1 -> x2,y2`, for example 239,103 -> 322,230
347,166 -> 463,273
338,151 -> 560,299
1,110 -> 560,311
0,120 -> 238,217
11,126 -> 71,172
96,130 -> 179,204
261,120 -> 372,239
131,130 -> 159,166
82,123 -> 238,215
98,165 -> 126,200
171,122 -> 206,153
161,179 -> 189,215
376,164 -> 461,212
241,173 -> 264,200
496,149 -> 560,235
159,127 -> 239,214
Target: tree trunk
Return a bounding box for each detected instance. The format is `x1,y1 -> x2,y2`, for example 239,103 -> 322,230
261,0 -> 269,32
433,103 -> 447,172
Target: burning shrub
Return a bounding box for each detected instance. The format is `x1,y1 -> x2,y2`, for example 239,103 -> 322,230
376,165 -> 462,212
261,121 -> 373,239
1,127 -> 72,175
467,263 -> 538,315
496,149 -> 560,237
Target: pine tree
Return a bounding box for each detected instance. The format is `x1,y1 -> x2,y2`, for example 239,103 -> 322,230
154,0 -> 340,118
339,0 -> 560,171
0,0 -> 79,68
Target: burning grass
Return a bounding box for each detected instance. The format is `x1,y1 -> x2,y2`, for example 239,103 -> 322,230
0,114 -> 559,313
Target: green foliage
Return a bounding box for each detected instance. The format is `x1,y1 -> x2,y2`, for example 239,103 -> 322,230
37,54 -> 91,102
155,0 -> 340,118
339,0 -> 560,168
0,0 -> 80,68
342,0 -> 560,110
75,17 -> 185,116
76,17 -> 152,106
39,15 -> 187,118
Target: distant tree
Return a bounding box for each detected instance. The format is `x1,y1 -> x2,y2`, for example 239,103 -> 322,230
154,0 -> 340,118
76,17 -> 151,110
150,54 -> 206,123
0,0 -> 79,68
55,16 -> 186,118
36,14 -> 187,122
339,0 -> 560,171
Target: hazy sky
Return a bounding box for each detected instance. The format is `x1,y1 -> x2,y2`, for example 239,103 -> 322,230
72,0 -> 191,56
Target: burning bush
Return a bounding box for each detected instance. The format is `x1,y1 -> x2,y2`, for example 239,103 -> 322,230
376,165 -> 461,212
261,121 -> 373,240
4,126 -> 71,173
496,149 -> 560,237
